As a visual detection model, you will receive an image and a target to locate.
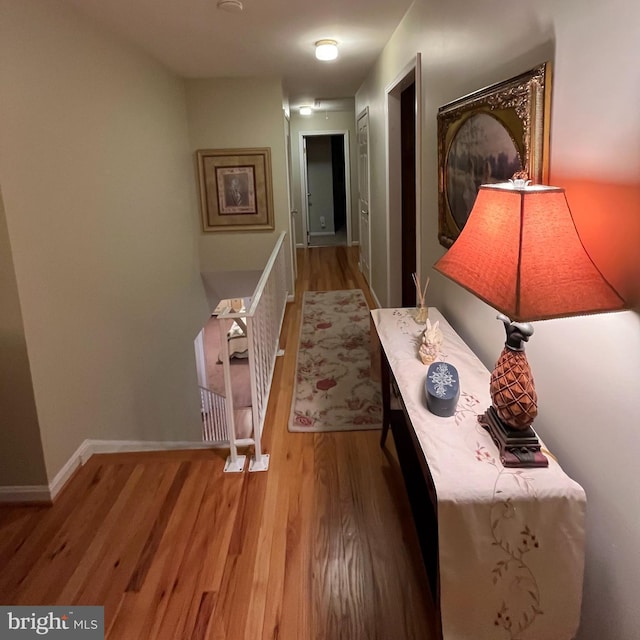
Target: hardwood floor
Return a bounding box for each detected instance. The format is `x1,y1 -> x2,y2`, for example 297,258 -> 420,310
0,246 -> 436,639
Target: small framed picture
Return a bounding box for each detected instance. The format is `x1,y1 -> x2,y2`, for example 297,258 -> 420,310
196,147 -> 274,232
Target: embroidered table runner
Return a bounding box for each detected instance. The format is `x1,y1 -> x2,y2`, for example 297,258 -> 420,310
371,307 -> 586,640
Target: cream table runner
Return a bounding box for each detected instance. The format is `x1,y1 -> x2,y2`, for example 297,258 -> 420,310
371,307 -> 586,640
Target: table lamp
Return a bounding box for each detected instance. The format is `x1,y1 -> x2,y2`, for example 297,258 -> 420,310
434,176 -> 626,467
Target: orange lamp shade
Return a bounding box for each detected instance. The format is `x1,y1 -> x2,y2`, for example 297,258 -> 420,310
434,183 -> 626,322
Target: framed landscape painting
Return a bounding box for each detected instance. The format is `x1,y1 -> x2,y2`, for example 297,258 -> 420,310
437,63 -> 552,247
196,147 -> 274,232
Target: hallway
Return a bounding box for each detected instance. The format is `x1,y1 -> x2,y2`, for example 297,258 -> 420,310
0,246 -> 436,640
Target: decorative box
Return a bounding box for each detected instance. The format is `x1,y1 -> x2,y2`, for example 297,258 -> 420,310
425,362 -> 460,417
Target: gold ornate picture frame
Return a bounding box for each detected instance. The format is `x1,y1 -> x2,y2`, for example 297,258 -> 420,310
196,147 -> 274,232
437,63 -> 552,248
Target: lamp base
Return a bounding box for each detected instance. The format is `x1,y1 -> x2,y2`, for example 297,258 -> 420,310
478,407 -> 548,468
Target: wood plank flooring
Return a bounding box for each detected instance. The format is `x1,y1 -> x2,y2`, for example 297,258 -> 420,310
0,246 -> 436,639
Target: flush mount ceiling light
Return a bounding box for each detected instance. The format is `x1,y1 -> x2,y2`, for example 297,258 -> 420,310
217,0 -> 243,12
315,39 -> 338,61
299,106 -> 313,116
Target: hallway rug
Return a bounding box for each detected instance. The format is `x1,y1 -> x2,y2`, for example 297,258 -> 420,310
288,289 -> 382,432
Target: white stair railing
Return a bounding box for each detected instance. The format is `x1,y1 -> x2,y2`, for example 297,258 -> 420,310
245,232 -> 288,471
194,232 -> 288,472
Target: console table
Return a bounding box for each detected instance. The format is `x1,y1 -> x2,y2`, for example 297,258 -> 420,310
371,307 -> 586,640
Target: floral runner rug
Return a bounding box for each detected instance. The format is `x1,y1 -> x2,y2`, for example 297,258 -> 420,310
288,289 -> 382,432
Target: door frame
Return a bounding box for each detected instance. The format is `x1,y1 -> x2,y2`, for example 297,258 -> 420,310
385,53 -> 422,307
356,106 -> 371,284
284,112 -> 297,288
298,130 -> 352,247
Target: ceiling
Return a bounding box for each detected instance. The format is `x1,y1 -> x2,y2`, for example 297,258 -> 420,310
62,0 -> 414,110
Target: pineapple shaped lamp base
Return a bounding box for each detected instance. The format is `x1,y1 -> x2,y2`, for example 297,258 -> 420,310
480,314 -> 548,468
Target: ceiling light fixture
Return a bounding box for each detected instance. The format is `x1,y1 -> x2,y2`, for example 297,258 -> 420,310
315,39 -> 338,61
299,106 -> 313,116
217,0 -> 243,12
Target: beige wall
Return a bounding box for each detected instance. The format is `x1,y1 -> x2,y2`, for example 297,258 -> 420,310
289,110 -> 358,246
0,188 -> 48,486
1,0 -> 209,484
185,77 -> 294,292
356,1 -> 640,638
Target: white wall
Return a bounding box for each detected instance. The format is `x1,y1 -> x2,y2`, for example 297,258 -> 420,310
185,77 -> 294,292
1,0 -> 209,484
289,110 -> 358,246
356,1 -> 640,638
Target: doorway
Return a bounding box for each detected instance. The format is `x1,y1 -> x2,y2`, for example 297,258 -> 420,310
299,131 -> 352,247
400,81 -> 416,307
386,54 -> 422,308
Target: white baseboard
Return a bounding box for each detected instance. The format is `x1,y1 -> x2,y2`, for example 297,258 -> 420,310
309,231 -> 335,237
47,439 -> 93,501
83,439 -> 218,456
0,439 -> 220,504
351,240 -> 360,247
0,485 -> 52,504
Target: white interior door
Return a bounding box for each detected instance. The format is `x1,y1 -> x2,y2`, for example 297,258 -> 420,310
357,108 -> 371,282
